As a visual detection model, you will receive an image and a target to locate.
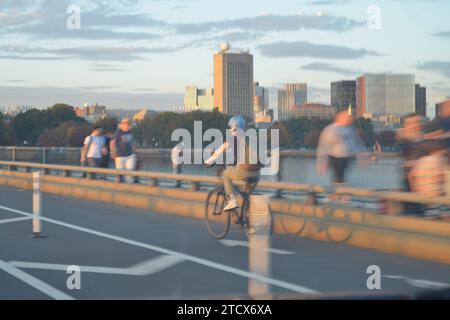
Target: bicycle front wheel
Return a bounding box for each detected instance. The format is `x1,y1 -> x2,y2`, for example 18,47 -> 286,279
204,188 -> 230,239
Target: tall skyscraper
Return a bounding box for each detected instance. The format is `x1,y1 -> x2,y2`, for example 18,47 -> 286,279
253,82 -> 269,113
415,84 -> 426,117
183,86 -> 214,111
356,74 -> 415,118
277,83 -> 307,121
214,43 -> 254,118
331,80 -> 356,115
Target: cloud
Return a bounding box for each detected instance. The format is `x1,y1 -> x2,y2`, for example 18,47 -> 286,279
0,85 -> 183,110
0,79 -> 28,83
89,63 -> 126,72
175,13 -> 364,34
0,44 -> 189,61
0,0 -> 167,41
300,62 -> 360,76
433,31 -> 450,39
417,61 -> 450,79
257,41 -> 382,59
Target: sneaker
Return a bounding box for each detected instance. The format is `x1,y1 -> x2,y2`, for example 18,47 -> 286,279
224,195 -> 239,211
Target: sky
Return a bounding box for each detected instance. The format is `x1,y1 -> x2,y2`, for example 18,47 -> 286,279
0,0 -> 449,117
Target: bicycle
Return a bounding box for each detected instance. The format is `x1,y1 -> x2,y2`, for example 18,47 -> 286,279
204,165 -> 259,240
280,190 -> 356,243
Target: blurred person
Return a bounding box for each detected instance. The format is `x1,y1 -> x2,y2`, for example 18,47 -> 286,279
316,111 -> 366,190
395,114 -> 425,215
409,140 -> 448,216
101,130 -> 114,169
396,114 -> 425,191
424,103 -> 450,142
80,125 -> 107,179
424,105 -> 450,163
171,142 -> 184,187
111,118 -> 136,182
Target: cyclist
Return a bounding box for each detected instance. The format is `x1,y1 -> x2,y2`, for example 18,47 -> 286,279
204,116 -> 261,211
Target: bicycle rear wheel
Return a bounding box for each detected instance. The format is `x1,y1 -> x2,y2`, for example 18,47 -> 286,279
204,188 -> 230,239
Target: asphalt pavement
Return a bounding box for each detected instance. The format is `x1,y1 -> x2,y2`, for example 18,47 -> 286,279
0,185 -> 449,299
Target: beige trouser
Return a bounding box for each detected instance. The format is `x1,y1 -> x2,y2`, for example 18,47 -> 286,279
222,165 -> 260,196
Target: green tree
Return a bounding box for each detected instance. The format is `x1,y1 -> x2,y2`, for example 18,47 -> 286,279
303,129 -> 321,149
11,104 -> 85,146
37,121 -> 91,147
355,118 -> 374,147
0,122 -> 16,146
271,121 -> 294,148
96,116 -> 118,133
134,108 -> 230,148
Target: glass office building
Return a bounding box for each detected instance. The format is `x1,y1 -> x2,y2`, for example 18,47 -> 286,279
356,74 -> 415,118
278,83 -> 307,120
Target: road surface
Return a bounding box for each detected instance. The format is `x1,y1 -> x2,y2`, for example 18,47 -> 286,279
0,185 -> 449,299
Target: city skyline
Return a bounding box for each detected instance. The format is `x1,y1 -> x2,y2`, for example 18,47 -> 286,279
1,0 -> 450,117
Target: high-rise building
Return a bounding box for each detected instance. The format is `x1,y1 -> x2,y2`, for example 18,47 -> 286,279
277,83 -> 307,121
294,103 -> 336,119
331,80 -> 356,115
183,86 -> 214,111
415,84 -> 426,117
435,100 -> 450,118
253,82 -> 269,113
214,43 -> 253,118
356,74 -> 415,118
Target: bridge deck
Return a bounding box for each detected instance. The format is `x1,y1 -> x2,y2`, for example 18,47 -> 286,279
0,185 -> 449,299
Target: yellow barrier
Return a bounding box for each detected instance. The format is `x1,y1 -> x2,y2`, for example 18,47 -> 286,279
1,170 -> 450,265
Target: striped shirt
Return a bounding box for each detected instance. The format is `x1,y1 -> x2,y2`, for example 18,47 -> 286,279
410,153 -> 447,197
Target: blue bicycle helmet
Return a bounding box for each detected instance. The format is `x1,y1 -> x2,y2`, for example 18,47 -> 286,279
228,116 -> 246,130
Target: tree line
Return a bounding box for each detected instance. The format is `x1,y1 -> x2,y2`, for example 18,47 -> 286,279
0,105 -> 396,150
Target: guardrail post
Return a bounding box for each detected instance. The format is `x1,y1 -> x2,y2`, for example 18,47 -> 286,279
32,172 -> 42,237
115,175 -> 123,183
8,165 -> 16,171
42,147 -> 46,164
248,195 -> 272,298
62,170 -> 71,177
273,155 -> 283,198
24,166 -> 31,173
149,178 -> 158,187
12,146 -> 16,162
189,181 -> 199,192
173,165 -> 181,188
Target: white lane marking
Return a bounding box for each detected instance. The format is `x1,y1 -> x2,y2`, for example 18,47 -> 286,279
0,260 -> 74,300
0,217 -> 31,224
130,255 -> 184,275
0,204 -> 318,295
383,275 -> 450,289
219,239 -> 295,255
11,255 -> 184,276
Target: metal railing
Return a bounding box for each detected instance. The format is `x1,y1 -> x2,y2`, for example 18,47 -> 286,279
1,160 -> 450,207
0,146 -> 403,189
